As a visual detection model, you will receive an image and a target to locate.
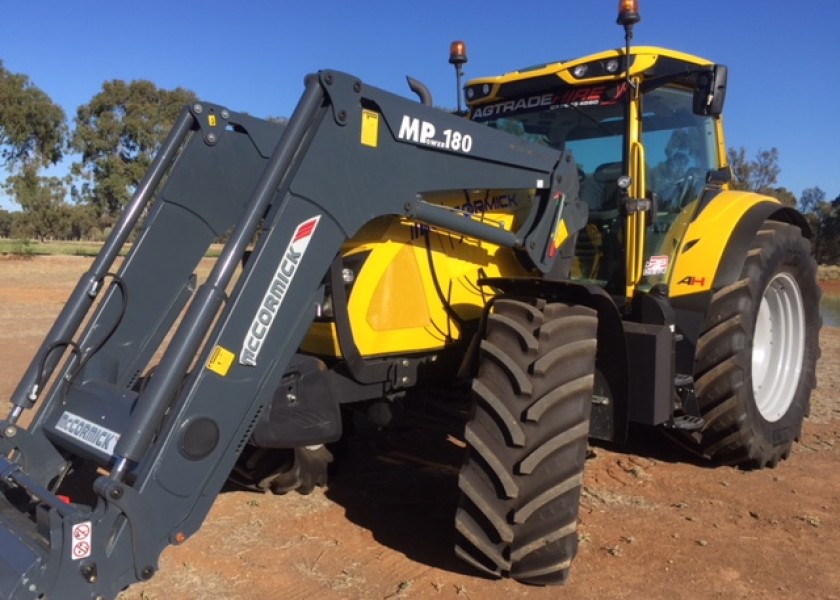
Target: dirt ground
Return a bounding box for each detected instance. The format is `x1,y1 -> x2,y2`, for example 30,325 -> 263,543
1,256 -> 838,600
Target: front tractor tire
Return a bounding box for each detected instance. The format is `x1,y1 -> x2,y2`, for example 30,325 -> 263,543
692,221 -> 821,468
455,299 -> 597,585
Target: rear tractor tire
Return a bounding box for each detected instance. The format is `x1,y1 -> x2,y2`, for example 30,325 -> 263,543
691,221 -> 821,468
455,298 -> 597,585
229,445 -> 332,494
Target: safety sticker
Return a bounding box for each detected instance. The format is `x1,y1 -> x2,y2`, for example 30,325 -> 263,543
71,521 -> 92,561
207,345 -> 236,377
643,255 -> 669,276
54,411 -> 120,456
361,109 -> 379,147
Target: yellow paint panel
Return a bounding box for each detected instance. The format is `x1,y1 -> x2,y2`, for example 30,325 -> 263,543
669,191 -> 779,296
361,109 -> 379,148
367,244 -> 431,330
300,191 -> 535,358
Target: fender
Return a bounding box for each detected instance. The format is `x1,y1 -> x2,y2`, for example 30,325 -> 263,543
668,189 -> 811,374
669,189 -> 810,297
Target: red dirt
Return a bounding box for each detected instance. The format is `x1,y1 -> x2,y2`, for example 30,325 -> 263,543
820,279 -> 840,291
1,256 -> 838,600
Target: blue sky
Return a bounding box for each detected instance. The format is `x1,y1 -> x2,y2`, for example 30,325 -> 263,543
2,0 -> 839,210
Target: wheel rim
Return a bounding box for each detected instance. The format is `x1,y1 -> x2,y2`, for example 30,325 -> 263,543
751,271 -> 805,422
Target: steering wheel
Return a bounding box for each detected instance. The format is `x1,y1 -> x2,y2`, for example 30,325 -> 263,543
670,168 -> 707,208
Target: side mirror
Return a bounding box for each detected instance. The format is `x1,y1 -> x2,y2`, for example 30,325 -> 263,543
693,64 -> 728,117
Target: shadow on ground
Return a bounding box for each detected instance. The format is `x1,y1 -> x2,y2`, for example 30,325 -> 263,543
320,418 -> 714,578
324,425 -> 482,578
592,423 -> 714,469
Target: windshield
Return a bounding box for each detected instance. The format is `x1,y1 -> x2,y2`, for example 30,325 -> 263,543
471,83 -> 721,290
470,83 -> 627,183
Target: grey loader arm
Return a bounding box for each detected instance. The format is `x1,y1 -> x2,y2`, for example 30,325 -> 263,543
0,70 -> 576,599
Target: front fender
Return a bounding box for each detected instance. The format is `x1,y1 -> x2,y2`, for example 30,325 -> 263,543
667,189 -> 810,374
668,190 -> 806,297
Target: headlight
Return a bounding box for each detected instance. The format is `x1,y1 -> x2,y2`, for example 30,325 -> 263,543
465,83 -> 494,102
315,251 -> 370,321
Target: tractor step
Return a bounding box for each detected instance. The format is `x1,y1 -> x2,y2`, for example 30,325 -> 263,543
670,415 -> 704,431
674,373 -> 694,387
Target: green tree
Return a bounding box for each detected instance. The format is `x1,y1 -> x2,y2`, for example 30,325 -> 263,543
0,61 -> 67,169
0,208 -> 13,237
799,187 -> 840,264
1,62 -> 70,241
3,167 -> 72,241
826,194 -> 840,264
66,203 -> 99,240
71,80 -> 197,218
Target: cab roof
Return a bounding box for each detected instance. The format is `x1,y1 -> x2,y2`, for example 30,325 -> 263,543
465,46 -> 715,106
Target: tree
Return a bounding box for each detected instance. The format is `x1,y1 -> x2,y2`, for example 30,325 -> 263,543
728,146 -> 781,191
799,186 -> 826,215
3,166 -> 72,241
0,208 -> 13,237
65,203 -> 99,240
71,80 -> 197,218
727,146 -> 795,206
1,62 -> 71,240
799,187 -> 840,264
762,186 -> 797,208
0,61 -> 67,169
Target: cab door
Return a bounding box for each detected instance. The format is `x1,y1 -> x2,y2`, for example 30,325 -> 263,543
634,85 -> 725,292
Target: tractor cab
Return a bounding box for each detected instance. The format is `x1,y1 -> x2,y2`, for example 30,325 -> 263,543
464,45 -> 729,300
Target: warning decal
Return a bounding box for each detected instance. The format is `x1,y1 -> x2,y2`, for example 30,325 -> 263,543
644,255 -> 670,276
207,345 -> 236,377
71,521 -> 92,561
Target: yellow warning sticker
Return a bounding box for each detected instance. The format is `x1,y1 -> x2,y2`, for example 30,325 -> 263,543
206,345 -> 235,377
208,114 -> 217,127
361,109 -> 379,147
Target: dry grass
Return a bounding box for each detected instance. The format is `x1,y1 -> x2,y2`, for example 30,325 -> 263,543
819,265 -> 840,281
0,239 -> 224,258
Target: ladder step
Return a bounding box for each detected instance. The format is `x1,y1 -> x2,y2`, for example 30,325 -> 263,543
674,373 -> 694,387
670,415 -> 704,431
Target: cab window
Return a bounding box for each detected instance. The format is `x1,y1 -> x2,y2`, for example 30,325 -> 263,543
642,86 -> 720,208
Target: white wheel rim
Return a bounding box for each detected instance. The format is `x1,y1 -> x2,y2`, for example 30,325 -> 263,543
751,271 -> 805,422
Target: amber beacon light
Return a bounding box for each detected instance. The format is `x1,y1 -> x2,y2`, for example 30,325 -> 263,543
449,40 -> 468,114
617,0 -> 641,27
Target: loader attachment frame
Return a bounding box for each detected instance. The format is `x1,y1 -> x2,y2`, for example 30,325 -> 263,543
0,70 -> 578,599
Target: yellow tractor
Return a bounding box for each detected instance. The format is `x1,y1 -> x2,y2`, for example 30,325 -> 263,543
0,1 -> 820,597
290,0 -> 821,583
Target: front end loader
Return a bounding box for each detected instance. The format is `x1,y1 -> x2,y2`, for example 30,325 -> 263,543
0,1 -> 820,597
0,66 -> 592,598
